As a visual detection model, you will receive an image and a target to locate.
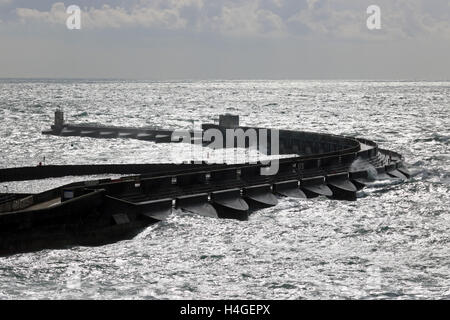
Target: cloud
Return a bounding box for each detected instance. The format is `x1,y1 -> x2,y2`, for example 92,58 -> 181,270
16,3 -> 67,25
11,0 -> 450,40
0,0 -> 13,6
287,0 -> 450,40
212,1 -> 286,36
15,2 -> 190,30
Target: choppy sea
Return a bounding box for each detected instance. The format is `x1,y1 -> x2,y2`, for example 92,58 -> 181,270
0,79 -> 448,299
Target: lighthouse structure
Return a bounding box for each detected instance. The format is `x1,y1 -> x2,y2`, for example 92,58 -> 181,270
52,109 -> 65,133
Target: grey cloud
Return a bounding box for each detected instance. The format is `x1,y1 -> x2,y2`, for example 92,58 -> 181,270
8,0 -> 450,40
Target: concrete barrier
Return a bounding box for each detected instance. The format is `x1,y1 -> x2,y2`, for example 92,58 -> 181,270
240,166 -> 261,180
96,180 -> 137,195
300,176 -> 333,198
357,150 -> 370,159
80,130 -> 99,138
211,189 -> 249,221
321,155 -> 341,167
376,166 -> 392,180
341,153 -> 357,165
326,173 -> 357,192
376,166 -> 386,174
176,172 -> 207,186
141,176 -> 172,192
1,114 -> 412,255
304,159 -> 320,170
0,195 -> 28,213
106,195 -> 173,222
118,132 -> 136,139
61,128 -> 79,136
155,135 -> 171,143
210,169 -> 238,182
273,180 -> 306,199
176,193 -> 218,218
137,133 -> 154,141
99,131 -> 117,138
349,170 -> 369,190
0,164 -> 211,183
326,173 -> 357,201
396,163 -> 411,178
385,164 -> 396,172
243,184 -> 278,209
136,198 -> 173,221
385,164 -> 408,180
277,163 -> 296,175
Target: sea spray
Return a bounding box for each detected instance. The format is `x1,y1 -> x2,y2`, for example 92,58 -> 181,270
350,158 -> 377,181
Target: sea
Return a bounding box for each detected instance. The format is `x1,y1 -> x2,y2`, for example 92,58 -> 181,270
0,79 -> 448,299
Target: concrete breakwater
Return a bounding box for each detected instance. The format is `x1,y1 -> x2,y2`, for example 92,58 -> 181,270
0,112 -> 410,256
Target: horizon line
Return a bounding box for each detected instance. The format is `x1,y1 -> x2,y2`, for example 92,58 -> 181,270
1,77 -> 449,82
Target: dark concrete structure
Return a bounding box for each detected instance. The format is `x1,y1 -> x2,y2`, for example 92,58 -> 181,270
0,113 -> 409,256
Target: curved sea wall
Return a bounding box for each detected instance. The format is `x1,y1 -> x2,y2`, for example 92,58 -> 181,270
0,113 -> 410,256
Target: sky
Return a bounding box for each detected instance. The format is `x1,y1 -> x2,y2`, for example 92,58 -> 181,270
0,0 -> 449,80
